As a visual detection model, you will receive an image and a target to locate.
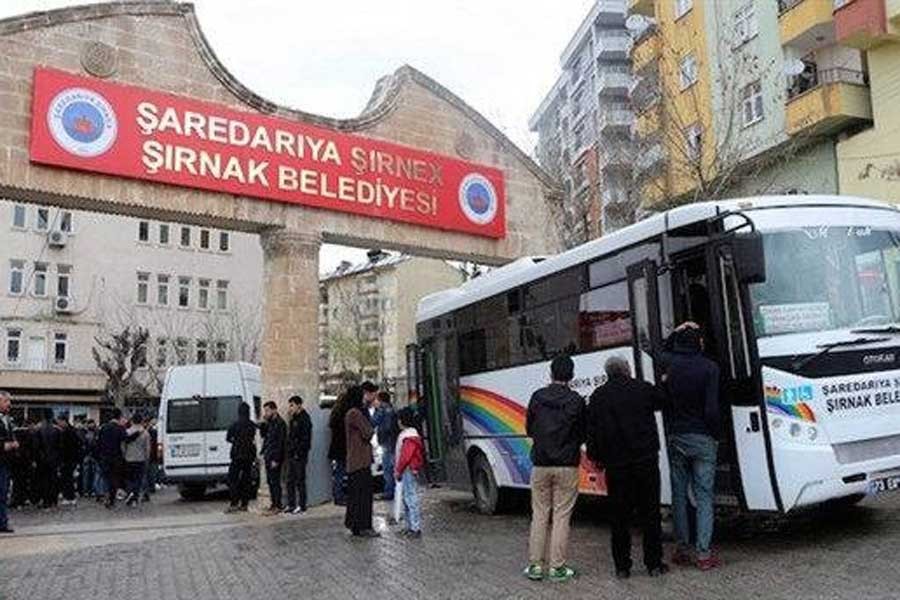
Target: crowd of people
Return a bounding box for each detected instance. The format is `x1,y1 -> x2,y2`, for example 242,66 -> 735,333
0,393 -> 162,534
525,322 -> 720,582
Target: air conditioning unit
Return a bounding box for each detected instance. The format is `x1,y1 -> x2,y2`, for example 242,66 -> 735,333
54,296 -> 73,314
48,230 -> 68,248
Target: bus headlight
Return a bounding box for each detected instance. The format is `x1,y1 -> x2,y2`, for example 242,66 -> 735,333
790,423 -> 802,438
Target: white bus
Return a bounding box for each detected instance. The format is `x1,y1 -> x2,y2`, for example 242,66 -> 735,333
412,195 -> 900,514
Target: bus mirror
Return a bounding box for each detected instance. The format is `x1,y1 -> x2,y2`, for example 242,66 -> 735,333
732,233 -> 766,284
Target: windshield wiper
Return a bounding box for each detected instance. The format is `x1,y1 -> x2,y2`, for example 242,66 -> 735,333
792,336 -> 890,371
851,325 -> 900,335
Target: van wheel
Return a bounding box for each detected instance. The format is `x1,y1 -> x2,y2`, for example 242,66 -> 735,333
470,453 -> 500,515
179,484 -> 206,501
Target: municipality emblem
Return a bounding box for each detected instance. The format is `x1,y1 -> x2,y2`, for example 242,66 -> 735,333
459,173 -> 498,226
47,87 -> 118,157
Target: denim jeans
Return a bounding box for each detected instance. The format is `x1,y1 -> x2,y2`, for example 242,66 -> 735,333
668,433 -> 718,558
82,457 -> 98,496
401,469 -> 421,532
381,449 -> 395,500
332,460 -> 347,504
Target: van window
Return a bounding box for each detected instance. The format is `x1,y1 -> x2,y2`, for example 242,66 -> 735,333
166,396 -> 243,432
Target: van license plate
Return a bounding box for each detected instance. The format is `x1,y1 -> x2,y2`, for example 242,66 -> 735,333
869,475 -> 900,495
171,444 -> 202,458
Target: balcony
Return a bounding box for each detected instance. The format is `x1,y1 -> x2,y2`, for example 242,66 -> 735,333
597,103 -> 635,133
597,66 -> 632,96
632,75 -> 661,112
629,0 -> 655,17
635,136 -> 667,175
779,0 -> 836,50
785,68 -> 872,136
596,30 -> 633,60
596,0 -> 628,24
835,0 -> 900,49
631,27 -> 660,73
597,137 -> 633,171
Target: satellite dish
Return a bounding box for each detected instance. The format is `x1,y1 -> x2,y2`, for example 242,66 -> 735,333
625,15 -> 645,31
784,58 -> 806,76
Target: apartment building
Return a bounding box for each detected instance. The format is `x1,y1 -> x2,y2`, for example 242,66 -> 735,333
628,0 -> 872,207
1,200 -> 264,422
318,252 -> 463,402
529,0 -> 636,249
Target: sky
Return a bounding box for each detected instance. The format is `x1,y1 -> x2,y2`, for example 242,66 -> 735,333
1,0 -> 595,271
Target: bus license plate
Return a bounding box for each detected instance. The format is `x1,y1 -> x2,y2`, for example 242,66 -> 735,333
869,475 -> 900,495
171,444 -> 202,458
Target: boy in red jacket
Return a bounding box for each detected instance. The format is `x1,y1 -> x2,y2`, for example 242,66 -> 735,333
394,408 -> 425,538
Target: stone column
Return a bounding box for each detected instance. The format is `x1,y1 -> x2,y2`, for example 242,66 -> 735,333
259,229 -> 330,506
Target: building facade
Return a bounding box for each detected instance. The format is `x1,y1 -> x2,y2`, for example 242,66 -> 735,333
1,199 -> 264,422
318,252 -> 463,402
529,0 -> 636,249
629,0 -> 872,207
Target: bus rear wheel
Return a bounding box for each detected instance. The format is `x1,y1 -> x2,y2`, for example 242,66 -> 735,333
470,453 -> 500,515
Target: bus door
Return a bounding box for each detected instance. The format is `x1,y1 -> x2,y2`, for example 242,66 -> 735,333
705,238 -> 779,511
626,259 -> 672,503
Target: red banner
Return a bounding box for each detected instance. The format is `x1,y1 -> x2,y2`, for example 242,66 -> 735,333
29,67 -> 506,238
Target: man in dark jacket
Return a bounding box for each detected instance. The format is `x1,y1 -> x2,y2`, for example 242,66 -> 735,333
328,392 -> 350,506
96,409 -> 130,508
284,395 -> 312,514
225,403 -> 257,513
372,391 -> 399,502
664,324 -> 721,571
587,356 -> 668,578
524,355 -> 585,583
56,414 -> 82,506
36,410 -> 61,508
0,391 -> 20,533
259,401 -> 286,515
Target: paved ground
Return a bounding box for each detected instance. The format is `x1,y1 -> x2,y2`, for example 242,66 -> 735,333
1,486 -> 899,600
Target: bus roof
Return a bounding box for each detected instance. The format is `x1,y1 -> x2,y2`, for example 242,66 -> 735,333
416,195 -> 896,323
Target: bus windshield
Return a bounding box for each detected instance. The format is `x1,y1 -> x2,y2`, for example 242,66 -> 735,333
750,226 -> 900,337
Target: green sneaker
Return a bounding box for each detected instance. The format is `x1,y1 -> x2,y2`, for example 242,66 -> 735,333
524,564 -> 545,581
548,565 -> 577,583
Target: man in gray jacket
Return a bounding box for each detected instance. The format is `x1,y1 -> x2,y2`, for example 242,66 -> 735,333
123,413 -> 151,507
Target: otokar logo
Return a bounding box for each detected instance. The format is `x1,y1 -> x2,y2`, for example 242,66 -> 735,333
47,87 -> 118,157
459,173 -> 498,226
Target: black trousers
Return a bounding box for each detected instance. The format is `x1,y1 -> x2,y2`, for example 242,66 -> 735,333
36,461 -> 59,507
59,462 -> 77,501
265,463 -> 283,509
605,458 -> 663,572
101,459 -> 124,506
344,468 -> 374,534
286,454 -> 308,510
228,459 -> 255,508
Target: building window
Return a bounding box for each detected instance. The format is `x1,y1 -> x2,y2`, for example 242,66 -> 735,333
59,211 -> 73,233
742,80 -> 764,126
53,332 -> 67,366
36,208 -> 50,231
196,340 -> 208,364
33,262 -> 48,297
138,220 -> 150,242
198,278 -> 210,310
137,272 -> 150,304
199,229 -> 211,250
219,232 -> 230,252
9,260 -> 24,295
156,337 -> 168,368
180,226 -> 191,248
178,276 -> 191,308
6,329 -> 21,363
679,54 -> 698,90
215,340 -> 228,362
12,204 -> 26,229
157,274 -> 170,306
175,337 -> 189,365
675,0 -> 693,19
57,264 -> 72,298
734,4 -> 757,45
216,280 -> 229,310
159,223 -> 170,245
685,123 -> 703,160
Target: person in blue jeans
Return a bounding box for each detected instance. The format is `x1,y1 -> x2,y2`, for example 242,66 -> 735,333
373,392 -> 399,502
394,408 -> 424,538
663,323 -> 721,571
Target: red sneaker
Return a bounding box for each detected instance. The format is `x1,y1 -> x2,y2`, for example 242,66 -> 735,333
696,555 -> 721,571
671,549 -> 693,567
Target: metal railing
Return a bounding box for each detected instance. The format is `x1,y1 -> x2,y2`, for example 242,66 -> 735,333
786,67 -> 868,100
778,0 -> 806,15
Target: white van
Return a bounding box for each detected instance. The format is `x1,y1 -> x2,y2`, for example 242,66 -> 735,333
158,362 -> 261,500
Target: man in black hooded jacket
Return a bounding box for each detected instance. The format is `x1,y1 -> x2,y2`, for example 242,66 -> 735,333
225,403 -> 257,513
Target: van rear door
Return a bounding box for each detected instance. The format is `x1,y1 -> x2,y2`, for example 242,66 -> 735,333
204,396 -> 244,475
165,397 -> 207,474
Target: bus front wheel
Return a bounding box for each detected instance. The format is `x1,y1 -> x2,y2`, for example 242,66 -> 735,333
470,453 -> 499,515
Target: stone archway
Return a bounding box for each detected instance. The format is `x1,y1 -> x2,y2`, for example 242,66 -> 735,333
0,1 -> 562,504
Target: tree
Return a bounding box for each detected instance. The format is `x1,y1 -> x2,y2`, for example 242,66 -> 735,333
91,326 -> 155,408
321,277 -> 388,385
